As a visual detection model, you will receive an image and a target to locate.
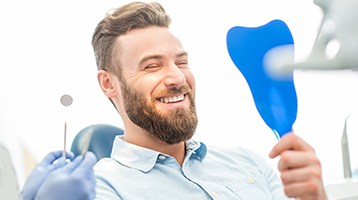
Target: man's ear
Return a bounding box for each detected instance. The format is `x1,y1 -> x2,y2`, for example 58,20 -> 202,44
97,70 -> 118,98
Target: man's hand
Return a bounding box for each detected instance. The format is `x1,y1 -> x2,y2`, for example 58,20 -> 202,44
269,132 -> 328,200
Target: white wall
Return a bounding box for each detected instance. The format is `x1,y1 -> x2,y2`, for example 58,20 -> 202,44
1,0 -> 358,188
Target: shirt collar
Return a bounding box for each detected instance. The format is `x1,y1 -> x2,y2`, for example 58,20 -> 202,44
110,136 -> 207,173
185,139 -> 207,161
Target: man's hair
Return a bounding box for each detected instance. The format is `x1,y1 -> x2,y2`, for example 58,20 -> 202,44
92,2 -> 172,76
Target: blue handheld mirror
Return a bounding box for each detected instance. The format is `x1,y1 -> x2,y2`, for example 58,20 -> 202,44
226,19 -> 297,138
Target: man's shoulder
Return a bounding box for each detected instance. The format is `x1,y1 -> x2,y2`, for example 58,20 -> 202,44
202,143 -> 269,168
206,143 -> 259,158
94,157 -> 117,171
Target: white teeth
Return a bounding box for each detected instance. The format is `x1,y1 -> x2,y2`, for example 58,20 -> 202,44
159,95 -> 184,103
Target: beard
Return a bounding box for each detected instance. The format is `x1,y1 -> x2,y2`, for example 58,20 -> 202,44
121,81 -> 198,145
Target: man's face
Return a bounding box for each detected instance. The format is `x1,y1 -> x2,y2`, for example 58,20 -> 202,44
116,27 -> 197,144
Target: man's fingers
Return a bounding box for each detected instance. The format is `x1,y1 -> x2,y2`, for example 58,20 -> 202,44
280,165 -> 322,185
283,179 -> 322,198
269,132 -> 313,158
277,151 -> 320,171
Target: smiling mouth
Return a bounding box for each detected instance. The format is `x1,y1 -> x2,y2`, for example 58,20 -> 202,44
157,94 -> 185,103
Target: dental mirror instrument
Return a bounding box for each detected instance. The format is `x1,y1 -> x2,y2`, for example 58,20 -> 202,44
60,94 -> 73,158
226,19 -> 297,139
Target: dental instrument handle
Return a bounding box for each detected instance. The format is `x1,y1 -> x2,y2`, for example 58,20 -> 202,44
63,121 -> 67,158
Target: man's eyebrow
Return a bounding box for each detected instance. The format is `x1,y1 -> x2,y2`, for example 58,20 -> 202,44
139,55 -> 163,65
177,51 -> 188,58
139,51 -> 188,64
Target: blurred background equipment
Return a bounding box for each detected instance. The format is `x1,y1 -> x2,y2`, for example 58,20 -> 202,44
283,0 -> 358,71
0,143 -> 20,200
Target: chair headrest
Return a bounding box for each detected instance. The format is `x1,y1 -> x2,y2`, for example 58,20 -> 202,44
71,124 -> 124,160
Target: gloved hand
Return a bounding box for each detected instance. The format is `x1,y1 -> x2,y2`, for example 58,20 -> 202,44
35,151 -> 97,200
20,151 -> 97,200
20,150 -> 75,200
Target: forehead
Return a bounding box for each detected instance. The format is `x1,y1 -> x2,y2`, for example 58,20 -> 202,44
115,27 -> 185,66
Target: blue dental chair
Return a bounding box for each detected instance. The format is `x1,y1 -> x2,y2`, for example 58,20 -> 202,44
71,124 -> 124,160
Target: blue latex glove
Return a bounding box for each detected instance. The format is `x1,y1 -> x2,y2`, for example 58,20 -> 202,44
21,151 -> 97,200
20,150 -> 75,200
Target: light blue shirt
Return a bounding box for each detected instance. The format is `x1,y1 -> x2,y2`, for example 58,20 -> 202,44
94,137 -> 291,199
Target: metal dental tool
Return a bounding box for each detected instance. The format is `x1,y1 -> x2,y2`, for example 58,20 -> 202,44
342,115 -> 352,179
60,94 -> 73,158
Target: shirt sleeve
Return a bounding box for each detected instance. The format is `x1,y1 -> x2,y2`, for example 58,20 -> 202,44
95,175 -> 123,200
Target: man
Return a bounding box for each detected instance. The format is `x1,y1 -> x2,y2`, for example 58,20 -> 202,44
92,2 -> 328,199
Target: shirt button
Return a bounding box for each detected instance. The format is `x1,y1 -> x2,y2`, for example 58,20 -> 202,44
211,192 -> 217,198
247,177 -> 255,184
158,155 -> 166,160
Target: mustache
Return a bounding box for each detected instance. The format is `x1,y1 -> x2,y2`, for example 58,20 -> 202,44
153,84 -> 192,98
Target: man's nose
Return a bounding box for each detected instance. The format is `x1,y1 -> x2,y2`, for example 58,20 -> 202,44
163,64 -> 186,87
